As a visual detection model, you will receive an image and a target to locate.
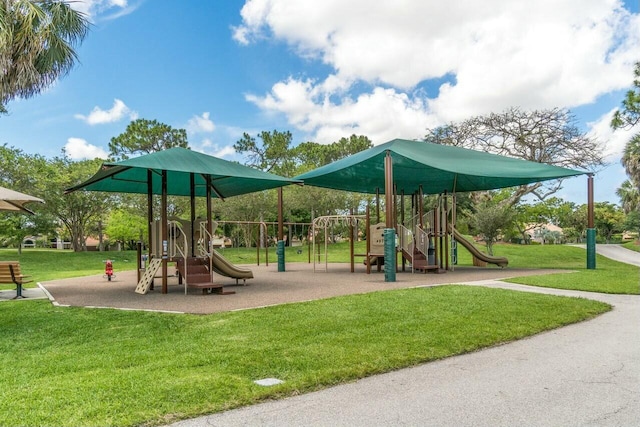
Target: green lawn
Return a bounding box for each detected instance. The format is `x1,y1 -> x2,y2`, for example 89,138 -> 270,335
484,244 -> 640,294
0,286 -> 609,427
622,240 -> 640,252
0,248 -> 138,283
0,241 -> 631,425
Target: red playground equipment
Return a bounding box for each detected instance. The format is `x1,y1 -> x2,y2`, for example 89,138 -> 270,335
104,259 -> 115,281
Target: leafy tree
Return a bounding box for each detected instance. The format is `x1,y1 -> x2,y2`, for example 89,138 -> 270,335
42,154 -> 112,251
594,202 -> 624,244
0,144 -> 57,250
105,209 -> 147,250
108,119 -> 189,161
107,118 -> 191,234
611,62 -> 640,189
466,198 -> 514,255
293,135 -> 373,173
0,0 -> 89,113
425,107 -> 604,205
232,132 -> 373,228
234,130 -> 295,176
557,203 -> 587,243
623,210 -> 640,240
511,199 -> 555,244
213,191 -> 277,247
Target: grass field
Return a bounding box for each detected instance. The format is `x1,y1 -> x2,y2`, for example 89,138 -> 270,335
0,286 -> 610,427
622,240 -> 640,252
0,240 -> 633,425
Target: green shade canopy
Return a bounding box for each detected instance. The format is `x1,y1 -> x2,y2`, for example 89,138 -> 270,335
66,147 -> 299,198
295,139 -> 587,194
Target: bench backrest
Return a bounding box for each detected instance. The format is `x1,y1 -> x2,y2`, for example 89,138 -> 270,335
0,261 -> 22,284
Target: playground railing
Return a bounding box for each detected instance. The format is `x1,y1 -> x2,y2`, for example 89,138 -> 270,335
197,222 -> 216,284
422,211 -> 435,234
167,220 -> 188,260
397,223 -> 414,257
414,225 -> 430,260
196,221 -> 212,258
168,220 -> 189,294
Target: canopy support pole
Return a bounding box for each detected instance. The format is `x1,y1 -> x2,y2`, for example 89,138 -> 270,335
366,204 -> 371,274
401,190 -> 406,272
384,151 -> 396,282
206,175 -> 215,285
206,176 -> 213,241
147,170 -> 153,289
277,187 -> 285,272
587,174 -> 596,269
190,173 -> 196,258
385,152 -> 393,228
376,188 -> 380,224
350,207 -> 355,273
161,170 -> 168,294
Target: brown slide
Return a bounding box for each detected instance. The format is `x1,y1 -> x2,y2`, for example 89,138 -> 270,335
447,224 -> 508,268
212,249 -> 254,280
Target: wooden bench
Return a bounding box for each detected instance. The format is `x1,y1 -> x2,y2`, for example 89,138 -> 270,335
0,261 -> 33,299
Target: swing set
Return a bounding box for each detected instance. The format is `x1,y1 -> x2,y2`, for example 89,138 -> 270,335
215,220 -> 313,265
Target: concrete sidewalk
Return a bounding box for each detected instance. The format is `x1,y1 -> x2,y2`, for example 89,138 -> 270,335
0,285 -> 47,301
169,282 -> 640,427
572,243 -> 640,267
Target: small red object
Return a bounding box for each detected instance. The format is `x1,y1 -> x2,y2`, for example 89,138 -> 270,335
104,259 -> 114,281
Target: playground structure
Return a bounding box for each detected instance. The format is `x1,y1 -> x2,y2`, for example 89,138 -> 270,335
136,218 -> 315,295
136,219 -> 254,295
396,192 -> 508,273
312,191 -> 508,274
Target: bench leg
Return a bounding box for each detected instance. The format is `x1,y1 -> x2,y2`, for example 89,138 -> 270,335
12,284 -> 25,299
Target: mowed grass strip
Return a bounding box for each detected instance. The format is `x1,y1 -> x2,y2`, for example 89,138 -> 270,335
493,245 -> 640,294
506,261 -> 640,294
0,286 -> 609,427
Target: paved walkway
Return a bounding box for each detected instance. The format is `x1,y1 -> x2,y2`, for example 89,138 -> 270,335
0,286 -> 47,301
571,243 -> 640,267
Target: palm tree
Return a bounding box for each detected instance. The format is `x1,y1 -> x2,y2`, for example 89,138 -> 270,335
616,179 -> 640,214
612,62 -> 640,188
621,135 -> 640,190
0,0 -> 89,112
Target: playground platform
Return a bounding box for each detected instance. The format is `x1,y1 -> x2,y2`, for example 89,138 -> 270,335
39,263 -> 566,315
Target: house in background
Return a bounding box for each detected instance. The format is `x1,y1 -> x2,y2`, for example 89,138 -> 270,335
528,223 -> 564,244
21,237 -> 36,248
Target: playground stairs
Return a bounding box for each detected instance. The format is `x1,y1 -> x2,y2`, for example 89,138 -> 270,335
402,247 -> 439,273
176,257 -> 235,295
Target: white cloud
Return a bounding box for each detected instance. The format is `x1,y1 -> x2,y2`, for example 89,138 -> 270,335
247,80 -> 438,144
586,108 -> 639,161
186,112 -> 216,134
193,138 -> 236,159
238,0 -> 639,144
213,145 -> 237,158
70,0 -> 138,21
64,138 -> 108,160
75,99 -> 135,125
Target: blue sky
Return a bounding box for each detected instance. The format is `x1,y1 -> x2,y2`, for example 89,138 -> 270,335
2,0 -> 639,205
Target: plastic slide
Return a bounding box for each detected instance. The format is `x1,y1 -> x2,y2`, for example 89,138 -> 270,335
212,249 -> 254,280
447,224 -> 509,268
